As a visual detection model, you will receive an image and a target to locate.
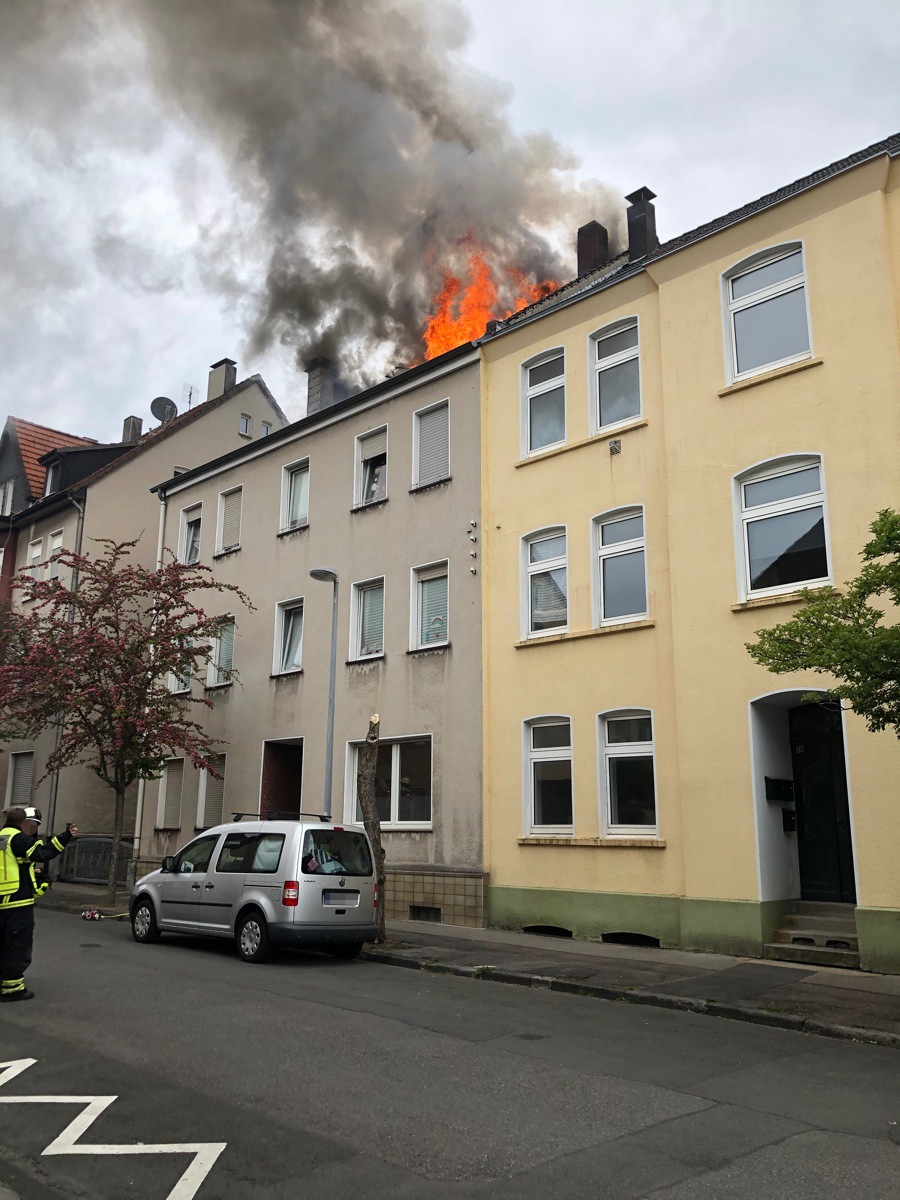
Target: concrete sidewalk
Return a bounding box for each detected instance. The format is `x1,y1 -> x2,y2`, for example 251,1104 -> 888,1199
41,881 -> 900,1049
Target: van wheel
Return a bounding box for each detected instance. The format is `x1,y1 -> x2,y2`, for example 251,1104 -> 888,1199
132,899 -> 161,944
328,942 -> 364,960
236,911 -> 273,963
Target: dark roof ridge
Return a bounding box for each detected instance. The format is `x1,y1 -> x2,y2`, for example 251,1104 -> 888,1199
8,416 -> 97,445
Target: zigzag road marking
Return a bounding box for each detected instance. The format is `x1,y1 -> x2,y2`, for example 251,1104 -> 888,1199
0,1058 -> 226,1200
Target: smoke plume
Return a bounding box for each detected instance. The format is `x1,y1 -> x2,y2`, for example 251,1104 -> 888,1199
1,0 -> 624,386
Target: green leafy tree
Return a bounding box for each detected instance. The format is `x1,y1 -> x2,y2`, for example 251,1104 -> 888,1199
747,509 -> 900,735
0,539 -> 252,905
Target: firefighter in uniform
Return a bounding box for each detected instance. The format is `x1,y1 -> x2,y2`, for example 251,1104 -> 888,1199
0,806 -> 77,1001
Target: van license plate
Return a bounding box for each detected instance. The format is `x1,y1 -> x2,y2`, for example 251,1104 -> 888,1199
324,890 -> 360,906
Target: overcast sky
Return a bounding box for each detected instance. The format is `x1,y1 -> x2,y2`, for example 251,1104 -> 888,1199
1,0 -> 897,441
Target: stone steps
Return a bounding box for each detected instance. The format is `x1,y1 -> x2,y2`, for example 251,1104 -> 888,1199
765,900 -> 859,970
772,927 -> 858,951
780,912 -> 858,936
764,941 -> 860,969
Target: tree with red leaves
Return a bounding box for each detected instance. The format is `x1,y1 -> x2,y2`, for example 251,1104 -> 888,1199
0,539 -> 251,907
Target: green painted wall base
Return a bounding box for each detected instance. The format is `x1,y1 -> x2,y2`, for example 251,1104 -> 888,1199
856,908 -> 900,974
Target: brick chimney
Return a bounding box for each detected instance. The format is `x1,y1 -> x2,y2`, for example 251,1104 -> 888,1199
305,357 -> 335,416
625,188 -> 659,261
121,416 -> 143,443
207,357 -> 237,402
577,221 -> 610,276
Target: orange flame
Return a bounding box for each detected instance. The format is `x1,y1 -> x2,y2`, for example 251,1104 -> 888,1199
422,246 -> 558,359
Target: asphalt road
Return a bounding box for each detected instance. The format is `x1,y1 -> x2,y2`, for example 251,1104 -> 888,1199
0,911 -> 896,1199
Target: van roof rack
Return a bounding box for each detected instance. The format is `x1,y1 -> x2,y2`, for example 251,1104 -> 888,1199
230,811 -> 332,823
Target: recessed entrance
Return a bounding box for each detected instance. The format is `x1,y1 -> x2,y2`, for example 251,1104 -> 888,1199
260,738 -> 303,818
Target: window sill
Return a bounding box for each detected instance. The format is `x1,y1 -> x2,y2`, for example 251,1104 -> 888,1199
346,654 -> 385,665
212,547 -> 240,560
718,356 -> 822,397
380,824 -> 433,833
154,827 -> 181,834
516,420 -> 648,468
351,498 -> 389,513
732,586 -> 830,612
407,643 -> 451,656
518,837 -> 665,848
516,620 -> 654,648
409,477 -> 452,494
204,681 -> 233,692
270,669 -> 303,679
276,522 -> 309,538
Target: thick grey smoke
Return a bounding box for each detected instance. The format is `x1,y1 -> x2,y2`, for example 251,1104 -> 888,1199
1,0 -> 624,385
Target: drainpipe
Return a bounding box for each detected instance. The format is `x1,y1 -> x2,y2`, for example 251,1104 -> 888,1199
47,491 -> 85,836
132,490 -> 168,865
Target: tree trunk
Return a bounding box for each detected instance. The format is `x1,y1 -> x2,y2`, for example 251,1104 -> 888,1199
356,713 -> 386,943
105,788 -> 126,909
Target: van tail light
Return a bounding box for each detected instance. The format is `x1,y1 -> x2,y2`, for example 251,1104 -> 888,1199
282,881 -> 299,907
374,882 -> 379,910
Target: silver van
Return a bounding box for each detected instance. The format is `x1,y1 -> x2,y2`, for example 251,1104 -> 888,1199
130,818 -> 378,963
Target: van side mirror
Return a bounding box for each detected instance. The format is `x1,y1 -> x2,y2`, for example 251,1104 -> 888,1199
161,856 -> 175,873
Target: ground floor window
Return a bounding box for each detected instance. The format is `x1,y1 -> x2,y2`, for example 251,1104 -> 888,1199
526,718 -> 573,832
600,710 -> 657,834
352,736 -> 432,827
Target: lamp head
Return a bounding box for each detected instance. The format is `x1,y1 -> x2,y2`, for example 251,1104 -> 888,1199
309,567 -> 339,583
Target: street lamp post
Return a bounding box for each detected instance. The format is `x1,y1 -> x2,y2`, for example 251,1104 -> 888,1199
309,567 -> 339,820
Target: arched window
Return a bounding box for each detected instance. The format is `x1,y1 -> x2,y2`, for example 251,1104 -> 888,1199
599,709 -> 657,835
523,527 -> 568,636
522,349 -> 566,454
593,506 -> 647,625
736,455 -> 830,599
525,717 -> 573,832
724,244 -> 811,381
589,318 -> 640,432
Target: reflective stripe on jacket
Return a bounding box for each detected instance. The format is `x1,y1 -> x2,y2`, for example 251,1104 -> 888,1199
0,826 -> 70,908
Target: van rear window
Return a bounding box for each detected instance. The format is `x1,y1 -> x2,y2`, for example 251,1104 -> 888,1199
302,830 -> 373,877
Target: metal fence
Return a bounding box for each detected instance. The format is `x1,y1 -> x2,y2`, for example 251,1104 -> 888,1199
58,836 -> 134,885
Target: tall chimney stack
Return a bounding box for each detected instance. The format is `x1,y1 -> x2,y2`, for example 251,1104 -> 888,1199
207,357 -> 237,402
625,188 -> 659,261
577,221 -> 609,276
305,357 -> 335,416
122,416 -> 143,444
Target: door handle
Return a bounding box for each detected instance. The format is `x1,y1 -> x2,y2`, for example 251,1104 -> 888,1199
191,883 -> 201,890
204,883 -> 215,890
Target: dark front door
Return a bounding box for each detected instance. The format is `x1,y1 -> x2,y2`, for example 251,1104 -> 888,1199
788,703 -> 856,903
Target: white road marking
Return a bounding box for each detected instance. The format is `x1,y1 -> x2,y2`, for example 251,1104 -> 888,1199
0,1058 -> 226,1200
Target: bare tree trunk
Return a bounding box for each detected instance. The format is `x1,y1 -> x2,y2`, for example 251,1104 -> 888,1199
356,713 -> 386,943
105,788 -> 126,909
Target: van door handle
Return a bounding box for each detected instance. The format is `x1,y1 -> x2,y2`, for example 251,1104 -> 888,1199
204,883 -> 215,890
191,883 -> 201,890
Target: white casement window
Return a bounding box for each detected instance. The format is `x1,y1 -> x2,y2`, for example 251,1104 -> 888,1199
591,319 -> 640,432
593,507 -> 647,625
25,538 -> 42,580
523,350 -> 565,454
524,529 -> 567,636
736,455 -> 829,599
260,421 -> 272,438
351,579 -> 385,659
413,401 -> 450,487
6,751 -> 35,808
724,244 -> 811,381
197,754 -> 226,828
525,718 -> 573,833
0,479 -> 13,516
158,758 -> 184,829
239,413 -> 252,437
280,460 -> 309,531
207,617 -> 235,686
355,428 -> 388,506
412,562 -> 448,649
216,487 -> 242,553
600,710 -> 657,835
45,530 -> 63,581
350,736 -> 432,827
180,505 -> 202,565
44,463 -> 60,497
275,599 -> 304,674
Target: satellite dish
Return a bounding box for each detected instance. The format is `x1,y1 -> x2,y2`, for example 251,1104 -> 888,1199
150,396 -> 178,424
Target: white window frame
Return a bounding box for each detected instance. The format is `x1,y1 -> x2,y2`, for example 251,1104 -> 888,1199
410,560 -> 449,649
522,527 -> 568,639
156,758 -> 184,830
523,716 -> 574,836
44,462 -> 60,497
0,478 -> 13,516
350,577 -> 385,661
25,538 -> 42,580
239,413 -> 252,437
43,530 -> 64,581
260,421 -> 272,438
179,504 -> 202,565
207,617 -> 235,687
722,242 -> 813,384
215,486 -> 243,554
589,317 -> 641,435
592,506 -> 647,626
345,734 -> 433,830
280,458 -> 310,532
273,597 -> 305,675
5,751 -> 35,808
521,349 -> 566,457
197,754 -> 226,829
412,399 -> 450,488
734,453 -> 831,602
598,708 -> 658,837
354,426 -> 388,507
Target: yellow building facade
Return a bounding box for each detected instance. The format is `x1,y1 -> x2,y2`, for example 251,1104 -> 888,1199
481,139 -> 900,971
